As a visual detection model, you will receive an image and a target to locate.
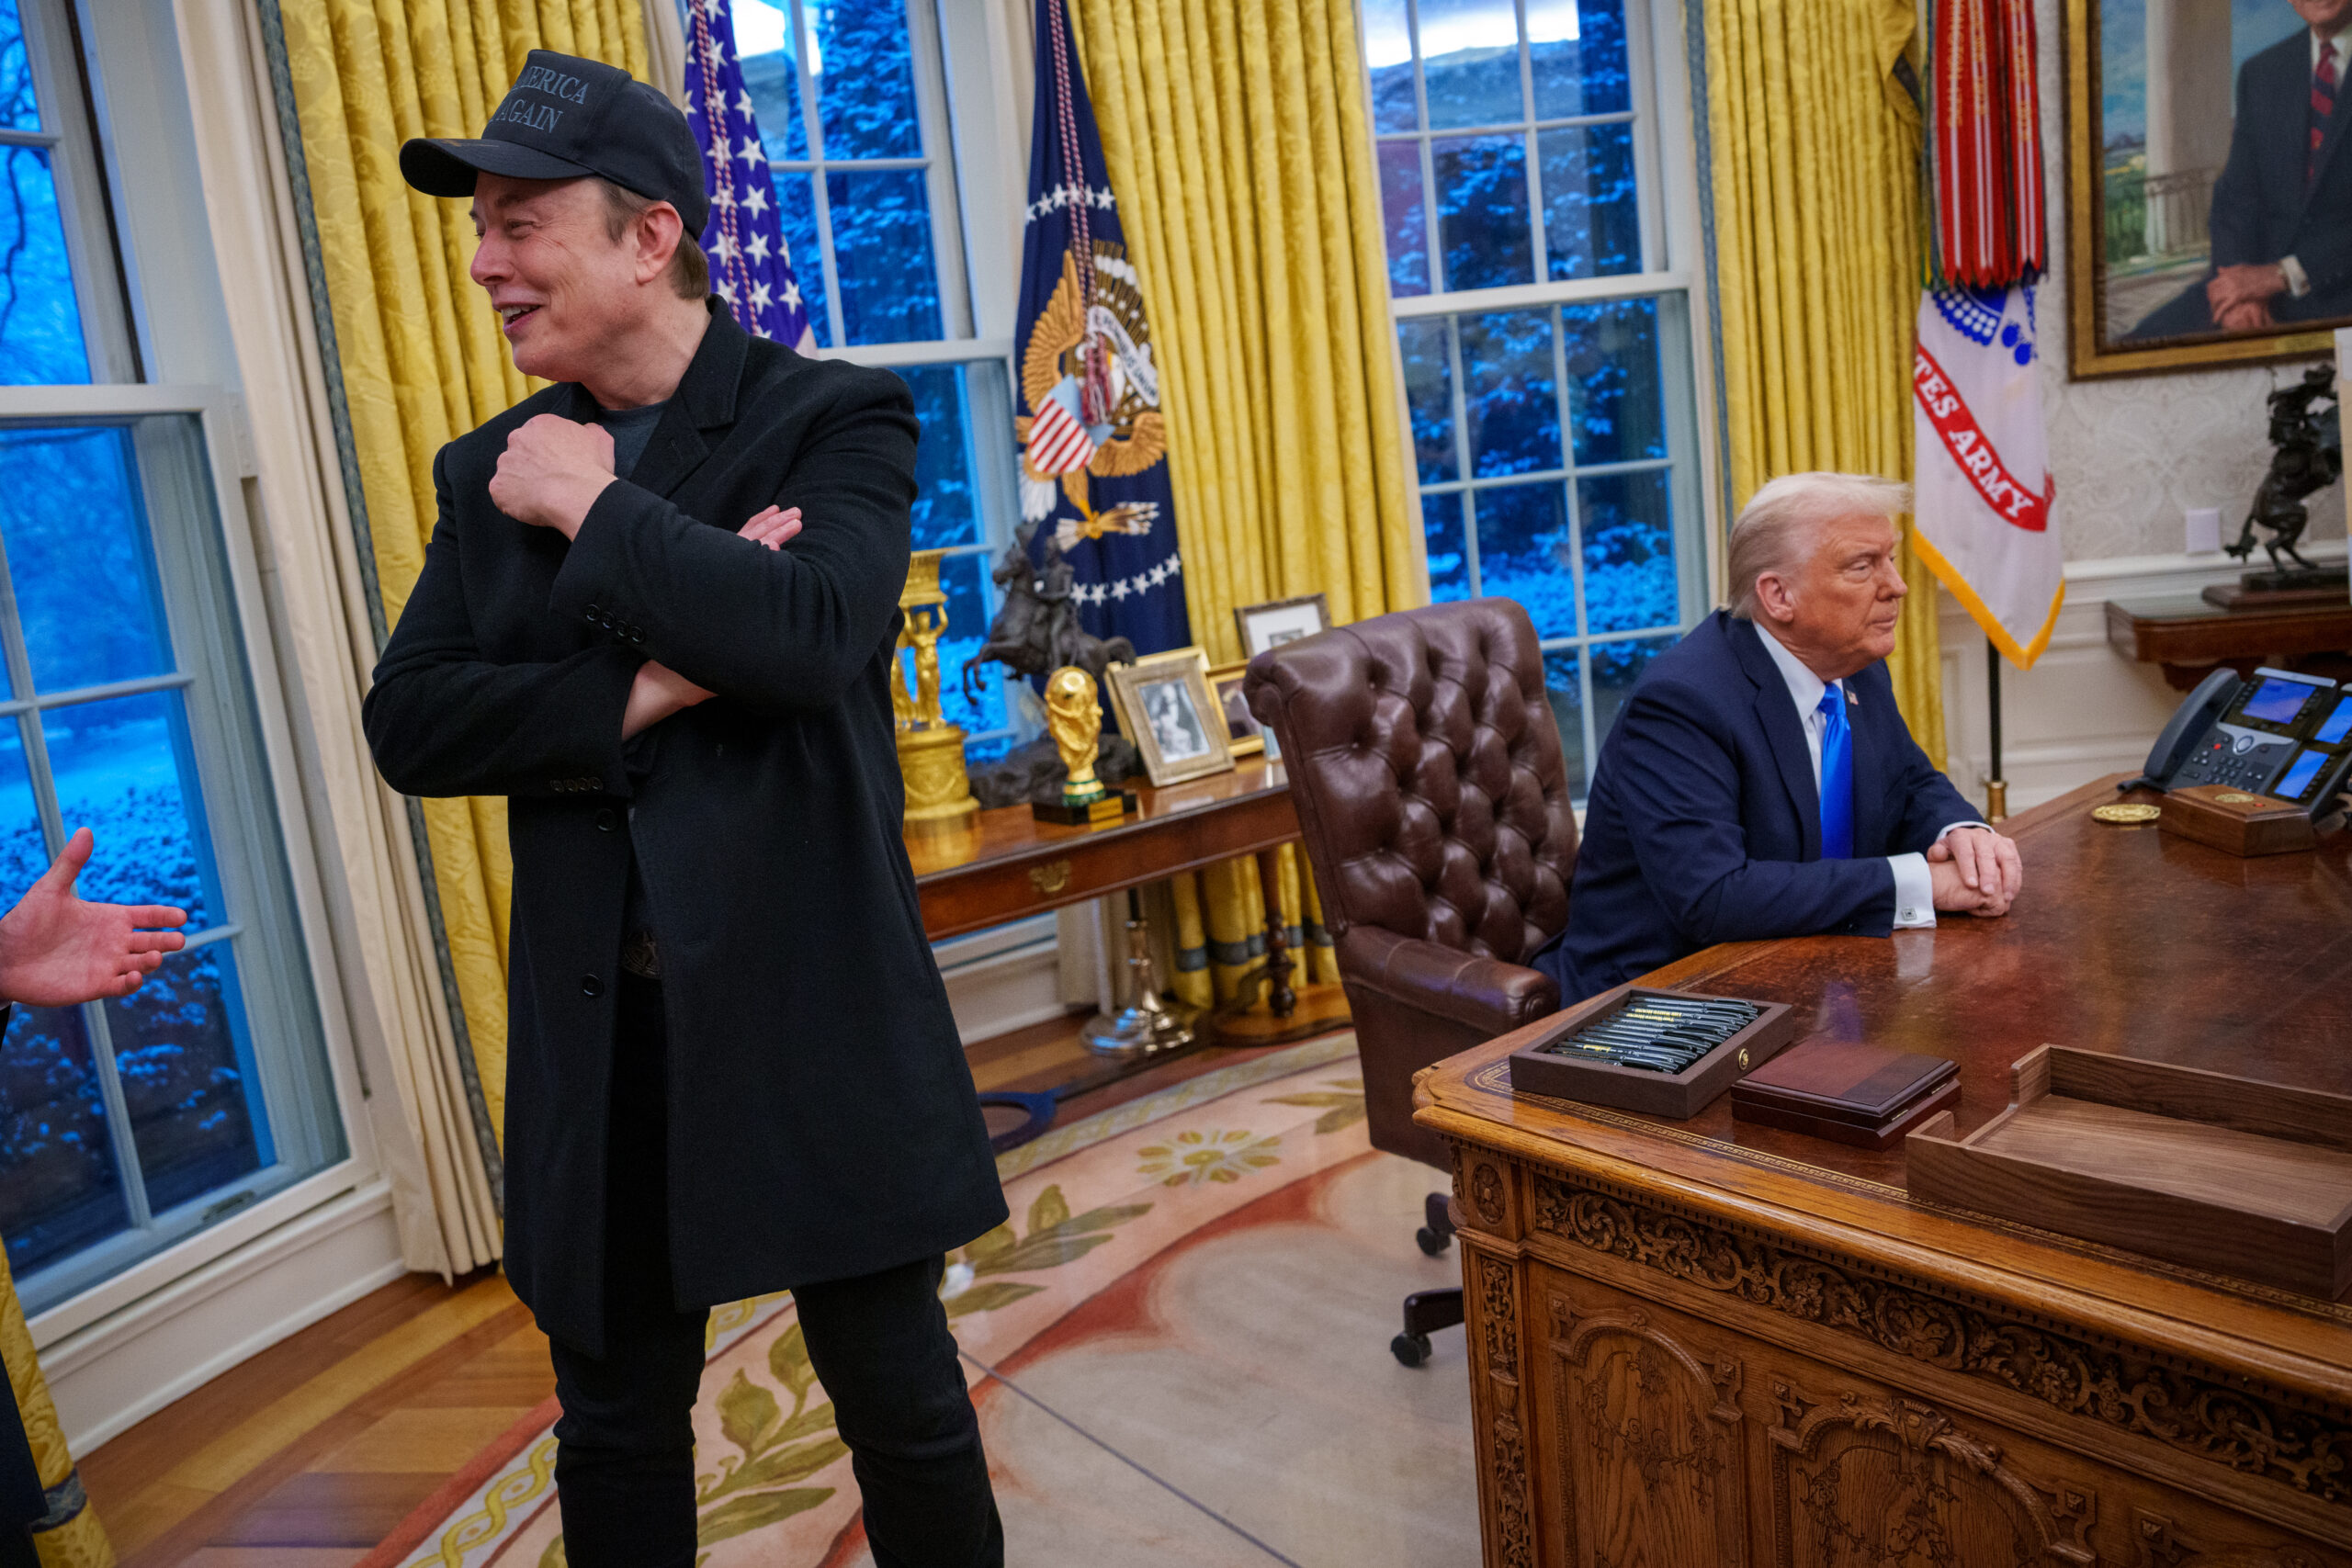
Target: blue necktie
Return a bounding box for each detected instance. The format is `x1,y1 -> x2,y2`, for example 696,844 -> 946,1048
1816,685 -> 1853,859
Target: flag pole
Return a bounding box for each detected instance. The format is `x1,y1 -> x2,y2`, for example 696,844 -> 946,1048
1984,640 -> 2008,822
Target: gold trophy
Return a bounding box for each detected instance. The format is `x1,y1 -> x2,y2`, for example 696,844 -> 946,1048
893,549 -> 979,834
1034,666 -> 1132,826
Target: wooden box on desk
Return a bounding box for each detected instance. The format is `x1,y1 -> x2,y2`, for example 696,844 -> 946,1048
2158,783 -> 2318,856
1506,987 -> 1796,1119
1905,1044 -> 2352,1300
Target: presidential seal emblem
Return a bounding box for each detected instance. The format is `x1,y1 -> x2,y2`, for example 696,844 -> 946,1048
1015,242 -> 1168,551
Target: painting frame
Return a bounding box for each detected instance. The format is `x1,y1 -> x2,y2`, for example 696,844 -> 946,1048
2064,0 -> 2344,379
1104,648 -> 1236,787
1233,592 -> 1332,657
1205,660 -> 1266,758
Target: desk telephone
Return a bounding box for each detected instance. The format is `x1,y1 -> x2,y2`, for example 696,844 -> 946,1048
2130,666 -> 2352,813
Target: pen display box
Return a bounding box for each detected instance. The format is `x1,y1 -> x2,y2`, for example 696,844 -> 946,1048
1507,987 -> 1798,1119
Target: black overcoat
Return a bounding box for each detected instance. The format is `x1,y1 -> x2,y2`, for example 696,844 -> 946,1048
363,305 -> 1008,1355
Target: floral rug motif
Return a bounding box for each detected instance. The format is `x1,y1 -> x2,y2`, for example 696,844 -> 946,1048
363,1035 -> 1385,1568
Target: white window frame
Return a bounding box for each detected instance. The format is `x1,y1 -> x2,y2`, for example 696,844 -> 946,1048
1374,0 -> 1725,779
0,385 -> 375,1338
9,0 -> 133,382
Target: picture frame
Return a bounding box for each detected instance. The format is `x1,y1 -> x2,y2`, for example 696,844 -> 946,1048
1233,592 -> 1331,657
2064,0 -> 2346,378
1206,660 -> 1265,758
1104,648 -> 1235,787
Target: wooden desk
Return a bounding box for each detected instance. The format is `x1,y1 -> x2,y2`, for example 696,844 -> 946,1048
2107,592 -> 2352,690
1419,776 -> 2352,1566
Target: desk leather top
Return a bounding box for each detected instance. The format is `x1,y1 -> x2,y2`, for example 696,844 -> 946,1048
1419,774 -> 2352,1373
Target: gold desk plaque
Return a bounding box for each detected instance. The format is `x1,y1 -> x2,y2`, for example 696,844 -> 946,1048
2091,802 -> 2161,825
893,549 -> 979,835
1034,666 -> 1133,827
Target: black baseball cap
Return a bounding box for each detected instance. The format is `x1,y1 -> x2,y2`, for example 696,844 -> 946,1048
400,49 -> 708,235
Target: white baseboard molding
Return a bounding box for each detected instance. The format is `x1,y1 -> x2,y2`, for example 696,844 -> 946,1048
46,1179 -> 406,1454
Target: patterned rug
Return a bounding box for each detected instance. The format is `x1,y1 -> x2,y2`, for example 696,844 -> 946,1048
357,1034 -> 1476,1568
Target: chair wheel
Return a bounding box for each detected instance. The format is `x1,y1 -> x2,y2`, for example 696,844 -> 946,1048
1392,1332 -> 1432,1368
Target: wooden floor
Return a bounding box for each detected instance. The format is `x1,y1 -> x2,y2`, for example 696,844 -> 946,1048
79,1007 -> 1343,1566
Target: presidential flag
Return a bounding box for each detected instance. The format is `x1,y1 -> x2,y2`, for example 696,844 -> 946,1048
1013,0 -> 1188,655
683,0 -> 815,350
1912,282 -> 2064,666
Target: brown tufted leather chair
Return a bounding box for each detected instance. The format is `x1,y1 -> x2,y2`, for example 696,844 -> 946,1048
1243,598 -> 1578,1363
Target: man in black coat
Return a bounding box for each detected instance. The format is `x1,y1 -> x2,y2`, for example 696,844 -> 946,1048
363,52 -> 1006,1568
2130,0 -> 2352,339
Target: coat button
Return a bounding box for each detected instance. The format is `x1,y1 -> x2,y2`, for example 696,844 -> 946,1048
594,807 -> 618,831
581,974 -> 605,998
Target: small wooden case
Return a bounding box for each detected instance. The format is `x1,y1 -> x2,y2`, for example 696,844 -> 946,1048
2158,783 -> 2317,856
1507,987 -> 1797,1120
1905,1045 -> 2352,1300
1729,1041 -> 1961,1150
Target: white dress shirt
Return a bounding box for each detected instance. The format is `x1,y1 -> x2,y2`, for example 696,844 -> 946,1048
2278,25 -> 2352,299
1754,626 -> 1984,928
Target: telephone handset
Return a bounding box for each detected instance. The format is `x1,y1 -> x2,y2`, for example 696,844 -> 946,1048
2126,665 -> 2352,816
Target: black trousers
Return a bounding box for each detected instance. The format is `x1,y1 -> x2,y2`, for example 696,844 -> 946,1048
548,973 -> 1003,1567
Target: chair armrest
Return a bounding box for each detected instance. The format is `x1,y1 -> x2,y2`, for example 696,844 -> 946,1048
1338,925 -> 1559,1040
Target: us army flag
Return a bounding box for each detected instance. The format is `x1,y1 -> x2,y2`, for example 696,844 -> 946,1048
1911,282 -> 2064,668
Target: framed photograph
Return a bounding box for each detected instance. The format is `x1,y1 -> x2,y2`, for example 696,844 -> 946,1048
2065,0 -> 2347,378
1206,660 -> 1264,758
1105,648 -> 1235,786
1233,592 -> 1331,657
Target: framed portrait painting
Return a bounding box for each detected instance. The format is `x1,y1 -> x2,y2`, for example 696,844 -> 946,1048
2066,0 -> 2349,378
1234,593 -> 1331,657
1105,648 -> 1235,787
1206,661 -> 1265,758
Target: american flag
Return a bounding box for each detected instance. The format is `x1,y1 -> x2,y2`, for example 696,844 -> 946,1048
682,0 -> 816,351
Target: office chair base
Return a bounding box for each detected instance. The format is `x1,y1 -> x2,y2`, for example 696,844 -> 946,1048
1415,1190 -> 1456,1257
1393,1286 -> 1464,1367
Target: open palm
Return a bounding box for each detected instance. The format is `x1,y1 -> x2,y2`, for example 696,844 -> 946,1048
0,828 -> 188,1008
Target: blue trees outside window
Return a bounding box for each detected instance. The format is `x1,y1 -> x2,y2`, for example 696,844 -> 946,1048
727,0 -> 1019,758
0,0 -> 89,385
1367,0 -> 1702,795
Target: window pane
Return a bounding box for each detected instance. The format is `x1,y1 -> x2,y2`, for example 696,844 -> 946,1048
111,943 -> 264,1215
1592,633 -> 1674,746
1532,0 -> 1633,118
0,718 -> 32,904
1378,142 -> 1430,297
1434,135 -> 1532,292
0,1002 -> 128,1276
0,0 -> 41,131
826,168 -> 943,345
1396,318 -> 1458,484
1473,481 -> 1577,637
1424,491 -> 1471,602
1539,123 -> 1641,280
736,0 -> 811,163
1578,468 -> 1678,634
1544,647 -> 1586,796
1460,310 -> 1560,478
0,428 -> 175,694
902,365 -> 982,550
1563,297 -> 1667,466
813,2 -> 922,159
933,549 -> 1004,738
0,147 -> 88,385
1363,0 -> 1419,132
772,172 -> 831,347
43,690 -> 217,928
1419,0 -> 1524,129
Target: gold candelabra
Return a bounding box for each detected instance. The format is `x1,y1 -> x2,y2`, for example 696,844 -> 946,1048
894,549 -> 979,833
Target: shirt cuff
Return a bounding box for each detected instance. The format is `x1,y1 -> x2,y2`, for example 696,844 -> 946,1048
1890,852 -> 1935,928
1934,820 -> 1991,842
2282,255 -> 2312,298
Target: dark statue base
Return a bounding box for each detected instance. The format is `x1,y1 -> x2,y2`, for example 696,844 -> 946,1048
1032,791 -> 1137,827
2202,566 -> 2351,611
967,734 -> 1142,810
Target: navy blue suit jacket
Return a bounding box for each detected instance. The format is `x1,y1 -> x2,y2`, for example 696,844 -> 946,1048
2211,29 -> 2352,318
1536,611 -> 1979,1004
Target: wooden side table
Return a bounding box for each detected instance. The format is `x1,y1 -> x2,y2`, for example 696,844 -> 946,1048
2105,593 -> 2352,689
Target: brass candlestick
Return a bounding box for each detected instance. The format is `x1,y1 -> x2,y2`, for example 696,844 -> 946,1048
1082,891 -> 1198,1057
894,549 -> 979,833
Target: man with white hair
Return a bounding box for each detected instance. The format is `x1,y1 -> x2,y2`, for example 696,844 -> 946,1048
1534,471 -> 2023,1003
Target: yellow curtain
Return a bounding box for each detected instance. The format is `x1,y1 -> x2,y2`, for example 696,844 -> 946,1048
1704,0 -> 1947,762
1066,0 -> 1408,1006
2,1256 -> 111,1563
277,2 -> 649,1138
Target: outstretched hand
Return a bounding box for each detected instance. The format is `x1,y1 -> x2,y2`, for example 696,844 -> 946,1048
0,829 -> 187,1006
